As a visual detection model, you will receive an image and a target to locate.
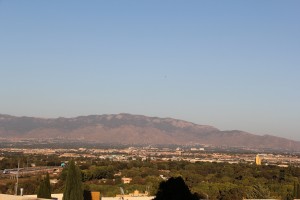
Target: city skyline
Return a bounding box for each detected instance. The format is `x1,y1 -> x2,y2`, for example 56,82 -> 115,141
0,1 -> 299,140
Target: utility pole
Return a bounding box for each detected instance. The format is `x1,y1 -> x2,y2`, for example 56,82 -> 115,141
15,160 -> 20,195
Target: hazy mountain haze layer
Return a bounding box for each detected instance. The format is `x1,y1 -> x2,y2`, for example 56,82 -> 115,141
0,113 -> 299,151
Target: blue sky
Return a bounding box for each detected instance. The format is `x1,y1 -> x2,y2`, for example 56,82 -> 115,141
0,1 -> 299,140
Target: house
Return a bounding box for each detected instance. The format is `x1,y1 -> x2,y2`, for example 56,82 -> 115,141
121,177 -> 132,184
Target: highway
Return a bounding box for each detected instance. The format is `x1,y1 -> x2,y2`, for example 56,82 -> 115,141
1,166 -> 62,177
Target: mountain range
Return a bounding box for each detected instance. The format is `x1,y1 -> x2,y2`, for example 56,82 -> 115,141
0,113 -> 299,151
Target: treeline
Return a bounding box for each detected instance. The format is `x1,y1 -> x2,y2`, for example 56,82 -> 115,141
1,158 -> 300,199
66,160 -> 300,199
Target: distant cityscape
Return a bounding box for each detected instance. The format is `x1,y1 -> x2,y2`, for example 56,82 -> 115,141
1,139 -> 300,199
1,142 -> 300,169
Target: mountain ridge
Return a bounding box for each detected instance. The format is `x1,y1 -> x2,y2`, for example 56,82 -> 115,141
0,113 -> 299,151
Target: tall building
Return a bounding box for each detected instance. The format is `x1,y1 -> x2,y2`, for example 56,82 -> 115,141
255,154 -> 262,165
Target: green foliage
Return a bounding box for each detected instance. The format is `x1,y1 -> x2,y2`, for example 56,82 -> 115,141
293,182 -> 297,198
218,187 -> 244,200
13,177 -> 41,195
37,173 -> 51,199
90,165 -> 114,179
145,176 -> 161,195
297,183 -> 300,199
59,167 -> 69,181
294,182 -> 300,199
2,155 -> 300,199
245,184 -> 270,199
279,169 -> 286,182
284,192 -> 294,200
63,160 -> 83,200
79,160 -> 300,199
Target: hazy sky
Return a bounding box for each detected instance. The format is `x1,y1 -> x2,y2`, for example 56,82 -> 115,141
0,1 -> 299,140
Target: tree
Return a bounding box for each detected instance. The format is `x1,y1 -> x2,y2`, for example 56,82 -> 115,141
154,177 -> 198,200
284,192 -> 294,200
63,160 -> 83,200
246,184 -> 270,199
37,173 -> 51,199
218,188 -> 244,200
297,183 -> 300,199
293,182 -> 297,198
279,169 -> 285,182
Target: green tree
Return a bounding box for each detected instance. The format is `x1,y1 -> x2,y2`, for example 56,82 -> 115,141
284,192 -> 294,200
63,160 -> 83,200
37,173 -> 51,199
293,182 -> 297,198
245,184 -> 270,199
297,183 -> 300,199
279,170 -> 286,182
218,188 -> 244,200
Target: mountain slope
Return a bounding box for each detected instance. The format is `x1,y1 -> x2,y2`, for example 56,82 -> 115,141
0,113 -> 299,151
